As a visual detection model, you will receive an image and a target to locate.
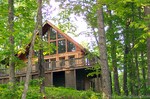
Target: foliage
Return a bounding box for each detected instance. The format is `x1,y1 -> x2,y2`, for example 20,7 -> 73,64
34,37 -> 56,56
55,0 -> 150,96
0,81 -> 42,99
0,0 -> 150,98
0,0 -> 37,71
87,63 -> 101,77
0,81 -> 149,99
0,80 -> 100,99
45,87 -> 100,99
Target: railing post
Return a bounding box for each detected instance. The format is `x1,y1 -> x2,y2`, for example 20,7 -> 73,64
65,59 -> 69,68
35,63 -> 38,72
51,61 -> 56,70
48,62 -> 52,70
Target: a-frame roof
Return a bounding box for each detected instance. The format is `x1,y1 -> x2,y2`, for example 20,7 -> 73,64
18,20 -> 86,58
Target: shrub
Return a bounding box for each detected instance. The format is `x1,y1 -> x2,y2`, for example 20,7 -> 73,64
0,80 -> 101,99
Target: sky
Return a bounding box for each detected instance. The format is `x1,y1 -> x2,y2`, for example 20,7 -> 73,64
42,0 -> 95,50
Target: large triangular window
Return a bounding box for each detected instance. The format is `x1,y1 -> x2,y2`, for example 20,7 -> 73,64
48,27 -> 76,55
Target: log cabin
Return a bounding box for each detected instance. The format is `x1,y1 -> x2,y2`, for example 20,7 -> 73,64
0,21 -> 100,91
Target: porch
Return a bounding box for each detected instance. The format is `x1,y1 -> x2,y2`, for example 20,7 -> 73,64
0,57 -> 98,77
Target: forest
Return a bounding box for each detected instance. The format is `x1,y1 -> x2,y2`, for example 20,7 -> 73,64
0,0 -> 150,99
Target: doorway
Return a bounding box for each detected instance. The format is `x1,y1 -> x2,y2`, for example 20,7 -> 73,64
53,71 -> 65,87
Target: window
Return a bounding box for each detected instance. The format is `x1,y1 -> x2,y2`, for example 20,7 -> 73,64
58,40 -> 66,53
50,28 -> 56,40
67,40 -> 76,52
58,33 -> 64,39
50,41 -> 56,54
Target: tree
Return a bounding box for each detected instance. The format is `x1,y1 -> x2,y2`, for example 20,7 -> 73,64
8,0 -> 15,87
144,5 -> 150,90
21,0 -> 44,98
21,28 -> 37,99
107,9 -> 120,95
1,0 -> 149,97
97,4 -> 112,99
37,0 -> 45,94
123,20 -> 130,96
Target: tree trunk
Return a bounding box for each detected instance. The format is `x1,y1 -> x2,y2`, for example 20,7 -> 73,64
135,52 -> 140,95
144,5 -> 150,88
22,0 -> 44,98
131,3 -> 140,95
37,0 -> 45,94
21,30 -> 37,99
107,9 -> 120,95
97,6 -> 111,99
141,52 -> 146,95
128,52 -> 134,95
123,22 -> 130,96
123,44 -> 128,96
8,0 -> 15,87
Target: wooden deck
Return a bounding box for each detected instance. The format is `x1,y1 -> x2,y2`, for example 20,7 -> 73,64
0,57 -> 98,78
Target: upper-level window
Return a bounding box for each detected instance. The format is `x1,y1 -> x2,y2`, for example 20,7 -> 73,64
48,27 -> 77,54
67,40 -> 76,52
50,28 -> 56,40
58,40 -> 66,53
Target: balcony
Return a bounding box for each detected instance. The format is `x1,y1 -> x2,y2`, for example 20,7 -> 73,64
0,57 -> 98,77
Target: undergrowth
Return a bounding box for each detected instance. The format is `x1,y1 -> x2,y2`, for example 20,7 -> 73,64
0,79 -> 100,99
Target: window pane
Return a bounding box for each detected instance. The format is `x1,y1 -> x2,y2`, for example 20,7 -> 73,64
58,33 -> 64,39
50,41 -> 56,54
67,40 -> 76,52
50,28 -> 56,40
58,40 -> 66,53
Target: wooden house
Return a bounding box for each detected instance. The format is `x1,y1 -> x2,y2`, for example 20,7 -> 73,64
0,21 -> 99,90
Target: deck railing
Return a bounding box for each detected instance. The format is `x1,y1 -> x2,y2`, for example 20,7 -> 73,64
44,57 -> 97,70
0,57 -> 98,77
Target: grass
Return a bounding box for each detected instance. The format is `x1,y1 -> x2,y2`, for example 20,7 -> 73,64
0,82 -> 100,99
0,80 -> 149,99
45,87 -> 100,99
